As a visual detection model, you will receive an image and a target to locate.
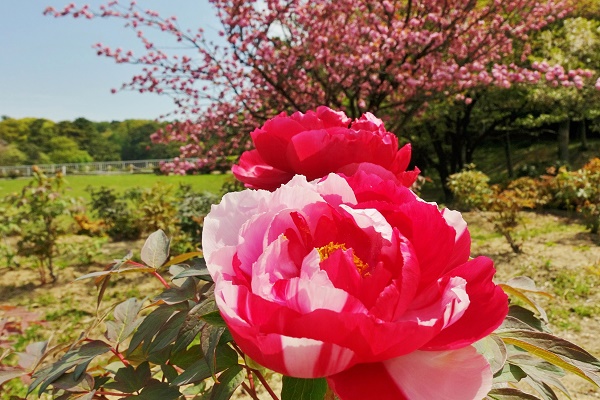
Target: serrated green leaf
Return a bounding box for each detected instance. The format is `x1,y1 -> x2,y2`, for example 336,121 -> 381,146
281,376 -> 328,400
104,362 -> 152,393
487,387 -> 542,399
210,365 -> 245,400
171,345 -> 238,386
106,298 -> 144,345
141,230 -> 170,268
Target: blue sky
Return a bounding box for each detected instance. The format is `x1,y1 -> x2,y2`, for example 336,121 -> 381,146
0,1 -> 220,122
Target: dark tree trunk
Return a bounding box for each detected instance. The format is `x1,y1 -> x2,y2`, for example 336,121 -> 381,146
433,139 -> 454,202
580,119 -> 589,151
558,120 -> 570,164
504,131 -> 514,178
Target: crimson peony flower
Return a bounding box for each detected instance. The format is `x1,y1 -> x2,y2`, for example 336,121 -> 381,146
232,106 -> 419,191
203,172 -> 508,400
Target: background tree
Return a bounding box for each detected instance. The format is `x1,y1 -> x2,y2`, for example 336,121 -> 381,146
46,0 -> 598,181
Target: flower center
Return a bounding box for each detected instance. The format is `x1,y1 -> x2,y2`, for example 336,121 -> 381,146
317,242 -> 369,276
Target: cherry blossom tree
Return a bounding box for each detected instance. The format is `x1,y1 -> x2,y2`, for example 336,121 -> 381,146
45,0 -> 597,173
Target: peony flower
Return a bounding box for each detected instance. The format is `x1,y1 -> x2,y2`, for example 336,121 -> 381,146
203,172 -> 508,399
232,106 -> 419,191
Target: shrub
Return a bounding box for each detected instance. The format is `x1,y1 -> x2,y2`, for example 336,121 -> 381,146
87,186 -> 143,241
5,168 -> 75,283
447,167 -> 493,211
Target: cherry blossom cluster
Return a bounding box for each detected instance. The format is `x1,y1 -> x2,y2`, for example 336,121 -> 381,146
45,0 -> 598,174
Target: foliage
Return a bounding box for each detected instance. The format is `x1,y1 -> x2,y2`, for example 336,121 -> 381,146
0,231 -> 598,399
0,117 -> 178,166
45,0 -> 598,175
547,158 -> 600,233
176,184 -> 219,246
87,185 -> 143,241
4,168 -> 76,284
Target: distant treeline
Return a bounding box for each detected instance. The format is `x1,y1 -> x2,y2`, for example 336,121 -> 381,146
0,116 -> 182,166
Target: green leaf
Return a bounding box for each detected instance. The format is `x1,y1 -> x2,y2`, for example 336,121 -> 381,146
172,258 -> 213,282
28,340 -> 111,395
105,298 -> 144,345
171,345 -> 238,386
148,309 -> 189,353
499,283 -> 549,323
161,251 -> 203,270
141,230 -> 170,268
521,376 -> 559,400
474,335 -> 507,375
281,376 -> 328,400
201,311 -> 227,327
104,362 -> 152,393
493,363 -> 527,384
202,326 -> 226,380
128,380 -> 181,399
0,370 -> 27,386
172,300 -> 217,354
161,364 -> 178,383
498,330 -> 600,367
127,304 -> 186,357
507,305 -> 549,332
210,365 -> 245,400
155,277 -> 198,305
499,334 -> 600,387
487,388 -> 542,399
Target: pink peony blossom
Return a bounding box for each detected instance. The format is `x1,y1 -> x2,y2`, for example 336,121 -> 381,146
232,106 -> 419,191
203,172 -> 507,399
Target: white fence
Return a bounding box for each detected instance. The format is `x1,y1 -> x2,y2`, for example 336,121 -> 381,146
0,158 -> 196,178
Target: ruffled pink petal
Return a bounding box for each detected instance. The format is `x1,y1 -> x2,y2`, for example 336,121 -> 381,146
327,346 -> 492,400
441,208 -> 472,270
232,150 -> 293,190
202,188 -> 269,264
422,257 -> 508,350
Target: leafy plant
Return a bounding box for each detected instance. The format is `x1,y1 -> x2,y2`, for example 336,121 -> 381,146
87,186 -> 142,241
5,168 -> 75,283
0,231 -> 598,399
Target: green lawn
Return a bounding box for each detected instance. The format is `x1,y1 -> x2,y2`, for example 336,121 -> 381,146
0,173 -> 230,200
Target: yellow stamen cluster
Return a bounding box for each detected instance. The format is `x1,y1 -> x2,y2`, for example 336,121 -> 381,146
317,242 -> 369,276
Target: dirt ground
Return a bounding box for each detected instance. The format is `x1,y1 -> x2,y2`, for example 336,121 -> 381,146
1,211 -> 600,399
467,211 -> 600,399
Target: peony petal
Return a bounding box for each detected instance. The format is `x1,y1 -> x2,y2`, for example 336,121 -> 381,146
232,150 -> 294,190
327,346 -> 492,400
441,208 -> 472,270
203,188 -> 269,264
422,257 -> 508,350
